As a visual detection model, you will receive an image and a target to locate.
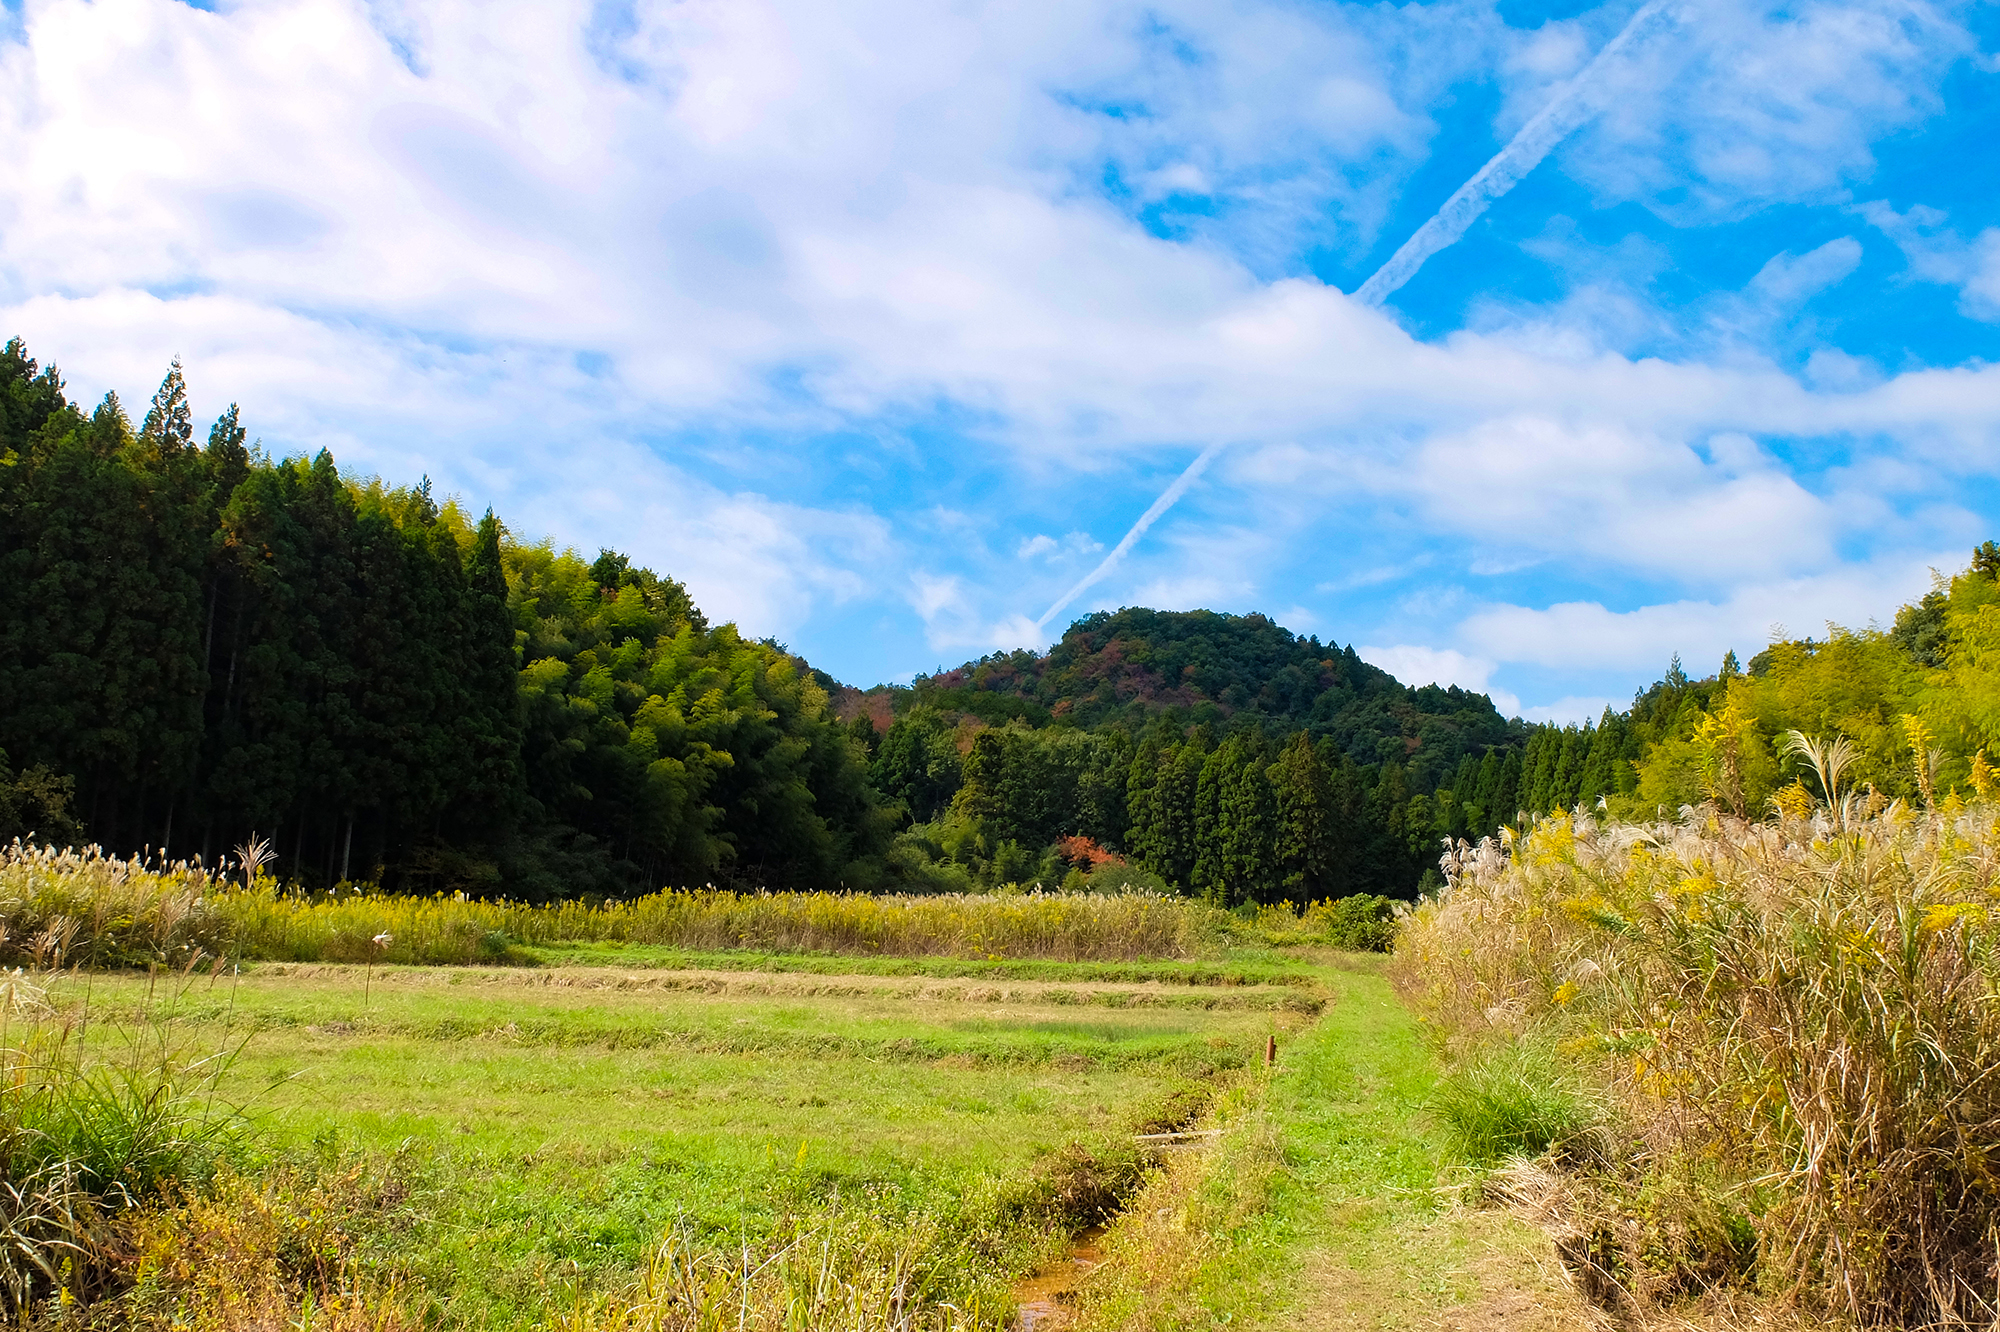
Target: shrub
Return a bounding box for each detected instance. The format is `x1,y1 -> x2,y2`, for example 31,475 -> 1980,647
1302,894 -> 1398,952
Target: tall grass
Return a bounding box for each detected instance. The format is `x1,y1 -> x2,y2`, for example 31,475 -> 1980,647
1428,1039 -> 1601,1166
0,841 -> 228,968
0,842 -> 1399,966
0,967 -> 245,1315
220,883 -> 1207,963
1394,798 -> 2000,1327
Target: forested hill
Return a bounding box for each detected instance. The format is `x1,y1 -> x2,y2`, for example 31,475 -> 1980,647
894,607 -> 1520,789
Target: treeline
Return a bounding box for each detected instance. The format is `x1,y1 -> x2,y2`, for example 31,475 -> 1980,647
872,718 -> 1510,903
0,343 -> 887,897
1591,545 -> 2000,818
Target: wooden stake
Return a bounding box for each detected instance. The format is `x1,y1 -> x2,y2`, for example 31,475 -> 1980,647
1265,1034 -> 1277,1066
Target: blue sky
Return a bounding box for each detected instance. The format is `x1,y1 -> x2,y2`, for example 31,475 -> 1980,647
3,0 -> 1997,718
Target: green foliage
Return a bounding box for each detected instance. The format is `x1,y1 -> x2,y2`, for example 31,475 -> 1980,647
1611,549 -> 2000,818
506,541 -> 888,894
0,341 -> 889,899
1304,893 -> 1398,952
1428,1041 -> 1599,1165
906,607 -> 1523,791
0,749 -> 80,848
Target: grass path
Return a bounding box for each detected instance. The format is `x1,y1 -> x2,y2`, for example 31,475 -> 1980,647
1080,957 -> 1595,1332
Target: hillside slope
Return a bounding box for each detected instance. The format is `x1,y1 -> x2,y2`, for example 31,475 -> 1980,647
866,608 -> 1524,793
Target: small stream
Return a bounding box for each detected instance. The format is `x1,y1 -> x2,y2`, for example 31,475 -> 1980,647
1012,1227 -> 1106,1331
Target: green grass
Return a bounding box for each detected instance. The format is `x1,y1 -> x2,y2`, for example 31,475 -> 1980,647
1079,957 -> 1588,1332
1429,1040 -> 1602,1166
51,957 -> 1318,1329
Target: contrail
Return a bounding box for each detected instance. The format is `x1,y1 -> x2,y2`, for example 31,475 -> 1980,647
1035,444 -> 1221,631
1031,0 -> 1684,636
1354,0 -> 1682,306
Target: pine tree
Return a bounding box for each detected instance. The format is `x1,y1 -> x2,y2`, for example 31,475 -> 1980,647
1124,738 -> 1161,866
1216,737 -> 1277,905
1191,747 -> 1227,901
1577,710 -> 1623,807
1268,732 -> 1332,899
140,358 -> 194,458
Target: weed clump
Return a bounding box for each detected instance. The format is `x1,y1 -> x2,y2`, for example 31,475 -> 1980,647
1428,1040 -> 1601,1166
0,970 -> 245,1317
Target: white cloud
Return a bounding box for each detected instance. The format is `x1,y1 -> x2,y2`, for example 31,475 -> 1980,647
1545,0 -> 1970,220
0,0 -> 1989,704
1016,531 -> 1103,561
909,572 -> 966,623
907,573 -> 1048,654
544,451 -> 893,635
1457,555 -> 1951,673
1521,696 -> 1616,726
1405,416 -> 1835,585
1358,643 -> 1492,690
1858,200 -> 2000,322
1359,644 -> 1522,716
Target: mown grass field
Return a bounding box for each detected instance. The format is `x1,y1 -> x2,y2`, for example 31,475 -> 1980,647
54,951 -> 1329,1329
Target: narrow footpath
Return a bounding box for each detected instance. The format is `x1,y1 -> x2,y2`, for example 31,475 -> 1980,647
1074,955 -> 1599,1332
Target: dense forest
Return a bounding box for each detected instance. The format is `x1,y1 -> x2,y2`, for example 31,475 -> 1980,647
9,344 -> 1999,903
0,343 -> 886,899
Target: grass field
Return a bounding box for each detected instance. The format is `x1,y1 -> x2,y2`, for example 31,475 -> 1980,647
51,951 -> 1327,1329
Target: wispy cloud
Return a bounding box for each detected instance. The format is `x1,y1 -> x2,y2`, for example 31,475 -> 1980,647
1354,0 -> 1686,306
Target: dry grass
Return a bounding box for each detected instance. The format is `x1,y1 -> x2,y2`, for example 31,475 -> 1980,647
549,1214 -> 1016,1332
0,842 -> 227,968
115,1163 -> 421,1332
1394,797 -> 2000,1328
218,883 -> 1207,963
0,840 -> 1399,970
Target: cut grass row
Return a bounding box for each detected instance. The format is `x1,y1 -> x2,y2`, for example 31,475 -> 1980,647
38,952 -> 1329,1329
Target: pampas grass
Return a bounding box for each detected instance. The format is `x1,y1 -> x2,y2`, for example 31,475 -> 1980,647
1394,795 -> 2000,1327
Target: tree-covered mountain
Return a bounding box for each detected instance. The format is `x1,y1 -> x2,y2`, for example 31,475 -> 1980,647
847,609 -> 1534,900
898,606 -> 1522,785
